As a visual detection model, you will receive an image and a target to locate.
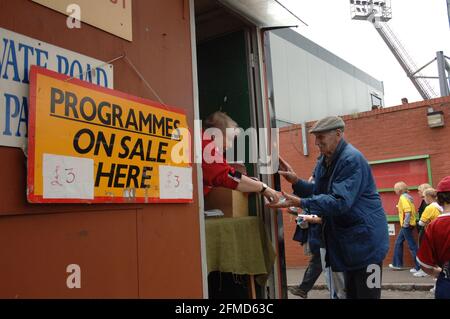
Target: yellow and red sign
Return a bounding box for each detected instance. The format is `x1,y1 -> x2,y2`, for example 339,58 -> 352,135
28,66 -> 192,203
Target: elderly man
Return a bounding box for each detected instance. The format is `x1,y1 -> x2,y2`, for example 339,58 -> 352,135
270,116 -> 389,299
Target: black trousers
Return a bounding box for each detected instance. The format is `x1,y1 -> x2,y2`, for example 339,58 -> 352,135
299,252 -> 322,292
344,263 -> 383,299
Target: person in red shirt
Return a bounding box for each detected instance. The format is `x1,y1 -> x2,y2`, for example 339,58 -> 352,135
202,111 -> 279,203
416,175 -> 450,299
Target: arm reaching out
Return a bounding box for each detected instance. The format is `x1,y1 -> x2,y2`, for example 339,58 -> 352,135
278,156 -> 299,184
266,191 -> 301,208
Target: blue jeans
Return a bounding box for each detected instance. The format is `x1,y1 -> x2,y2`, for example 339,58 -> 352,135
392,226 -> 420,270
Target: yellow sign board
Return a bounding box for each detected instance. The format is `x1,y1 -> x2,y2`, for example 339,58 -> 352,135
28,66 -> 192,203
32,0 -> 133,41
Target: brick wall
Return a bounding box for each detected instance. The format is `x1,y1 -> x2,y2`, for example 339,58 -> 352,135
280,96 -> 450,268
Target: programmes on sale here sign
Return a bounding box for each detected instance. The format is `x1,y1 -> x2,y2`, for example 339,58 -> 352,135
28,66 -> 192,203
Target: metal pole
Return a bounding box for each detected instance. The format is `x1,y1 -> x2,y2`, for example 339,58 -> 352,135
301,122 -> 309,156
447,0 -> 450,28
437,51 -> 450,96
415,76 -> 441,79
445,59 -> 450,91
410,57 -> 436,77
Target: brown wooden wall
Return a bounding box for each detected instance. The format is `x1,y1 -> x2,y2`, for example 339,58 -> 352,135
0,0 -> 203,298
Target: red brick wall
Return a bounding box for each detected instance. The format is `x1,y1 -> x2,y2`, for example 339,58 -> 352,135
280,97 -> 450,268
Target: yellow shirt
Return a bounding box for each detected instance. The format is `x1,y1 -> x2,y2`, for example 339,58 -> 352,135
397,193 -> 416,227
420,202 -> 442,226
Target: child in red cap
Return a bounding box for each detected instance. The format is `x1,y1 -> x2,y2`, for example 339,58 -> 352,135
416,175 -> 450,299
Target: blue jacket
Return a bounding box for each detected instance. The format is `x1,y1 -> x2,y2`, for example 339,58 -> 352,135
293,139 -> 389,272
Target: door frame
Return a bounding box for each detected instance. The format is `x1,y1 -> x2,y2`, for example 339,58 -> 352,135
189,0 -> 286,299
189,0 -> 209,299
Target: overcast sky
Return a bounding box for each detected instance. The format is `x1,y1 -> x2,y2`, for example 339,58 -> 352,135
278,0 -> 450,107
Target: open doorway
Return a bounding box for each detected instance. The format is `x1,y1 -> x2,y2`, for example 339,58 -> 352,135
193,0 -> 269,299
196,0 -> 257,177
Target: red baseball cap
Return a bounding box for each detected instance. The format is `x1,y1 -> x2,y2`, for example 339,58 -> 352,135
436,176 -> 450,192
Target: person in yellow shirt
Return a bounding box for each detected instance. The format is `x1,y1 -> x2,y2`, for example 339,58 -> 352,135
414,188 -> 443,277
389,182 -> 420,272
417,183 -> 432,234
418,188 -> 443,232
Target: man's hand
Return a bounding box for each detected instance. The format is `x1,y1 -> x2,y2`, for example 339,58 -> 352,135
262,186 -> 280,204
422,266 -> 442,278
266,191 -> 301,208
300,214 -> 322,224
431,266 -> 443,278
278,156 -> 299,184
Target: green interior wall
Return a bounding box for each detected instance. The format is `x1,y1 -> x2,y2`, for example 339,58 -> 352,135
197,31 -> 251,128
197,30 -> 257,215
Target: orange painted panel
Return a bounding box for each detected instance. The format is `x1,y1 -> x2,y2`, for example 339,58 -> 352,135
372,159 -> 428,216
0,210 -> 139,298
137,206 -> 203,298
371,160 -> 428,189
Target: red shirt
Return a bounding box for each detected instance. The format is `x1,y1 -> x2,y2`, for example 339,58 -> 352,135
417,213 -> 450,268
201,135 -> 239,196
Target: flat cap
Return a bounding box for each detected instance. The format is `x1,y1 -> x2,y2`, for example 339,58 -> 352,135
309,116 -> 345,133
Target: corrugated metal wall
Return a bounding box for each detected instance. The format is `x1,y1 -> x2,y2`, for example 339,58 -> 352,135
269,29 -> 384,125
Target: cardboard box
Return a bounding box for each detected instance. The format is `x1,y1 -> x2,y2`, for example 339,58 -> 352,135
204,188 -> 249,218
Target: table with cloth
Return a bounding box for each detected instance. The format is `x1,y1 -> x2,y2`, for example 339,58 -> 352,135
205,216 -> 276,289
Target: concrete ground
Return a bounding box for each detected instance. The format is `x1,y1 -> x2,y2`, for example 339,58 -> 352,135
287,267 -> 436,299
289,289 -> 434,299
